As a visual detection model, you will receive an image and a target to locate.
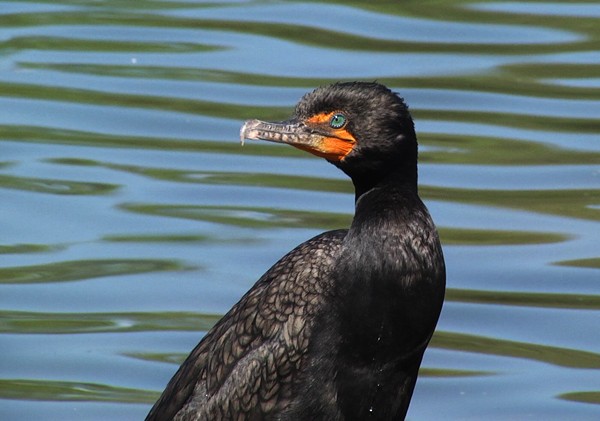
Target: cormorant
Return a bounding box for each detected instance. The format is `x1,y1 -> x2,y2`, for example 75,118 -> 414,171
146,82 -> 446,420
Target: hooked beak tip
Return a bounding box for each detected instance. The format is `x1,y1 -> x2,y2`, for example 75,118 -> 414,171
240,119 -> 261,146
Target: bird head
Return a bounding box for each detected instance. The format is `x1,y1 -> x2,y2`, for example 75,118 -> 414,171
241,82 -> 418,186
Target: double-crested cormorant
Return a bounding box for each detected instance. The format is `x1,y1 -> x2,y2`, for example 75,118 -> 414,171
146,82 -> 445,420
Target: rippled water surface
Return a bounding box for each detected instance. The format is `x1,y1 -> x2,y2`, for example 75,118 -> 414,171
1,1 -> 599,420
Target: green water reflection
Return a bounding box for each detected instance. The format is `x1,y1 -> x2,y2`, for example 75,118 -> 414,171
103,233 -> 262,245
0,379 -> 157,404
432,331 -> 600,369
555,257 -> 600,269
0,173 -> 118,195
0,310 -> 220,334
559,391 -> 600,406
447,288 -> 600,310
0,82 -> 273,120
0,243 -> 65,254
3,36 -> 220,53
0,259 -> 187,284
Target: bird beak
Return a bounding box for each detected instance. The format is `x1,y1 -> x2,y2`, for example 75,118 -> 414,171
240,118 -> 355,162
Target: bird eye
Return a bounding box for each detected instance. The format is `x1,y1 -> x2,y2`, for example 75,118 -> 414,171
329,113 -> 347,129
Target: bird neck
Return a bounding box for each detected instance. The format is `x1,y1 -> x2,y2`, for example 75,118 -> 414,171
333,164 -> 443,359
352,167 -> 417,204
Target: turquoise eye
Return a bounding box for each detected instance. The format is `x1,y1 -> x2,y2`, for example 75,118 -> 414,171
329,113 -> 347,129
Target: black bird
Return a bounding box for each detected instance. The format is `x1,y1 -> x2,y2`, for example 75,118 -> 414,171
146,82 -> 445,420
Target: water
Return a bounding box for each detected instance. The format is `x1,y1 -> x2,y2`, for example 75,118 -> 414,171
1,1 -> 599,420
